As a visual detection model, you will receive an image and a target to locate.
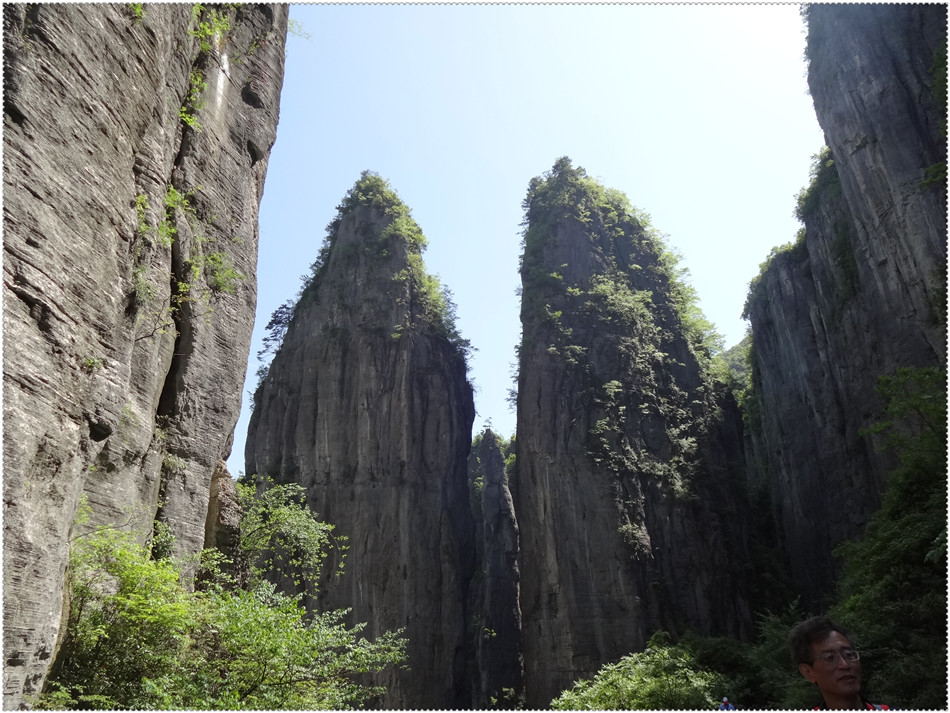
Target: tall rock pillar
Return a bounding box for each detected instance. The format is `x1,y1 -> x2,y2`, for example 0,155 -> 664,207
467,430 -> 523,707
515,159 -> 752,706
245,173 -> 476,708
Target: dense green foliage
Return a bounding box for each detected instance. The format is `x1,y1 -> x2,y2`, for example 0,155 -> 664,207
233,478 -> 346,597
39,484 -> 406,710
830,366 -> 947,708
41,515 -> 193,710
550,600 -> 864,709
546,607 -> 821,710
794,147 -> 841,223
550,632 -> 730,710
719,331 -> 752,396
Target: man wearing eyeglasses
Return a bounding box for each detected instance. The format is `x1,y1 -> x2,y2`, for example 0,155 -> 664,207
789,616 -> 890,710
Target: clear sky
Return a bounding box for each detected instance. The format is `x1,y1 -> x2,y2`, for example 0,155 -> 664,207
228,3 -> 826,476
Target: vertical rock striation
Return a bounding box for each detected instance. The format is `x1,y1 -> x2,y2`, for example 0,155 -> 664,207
807,4 -> 946,354
467,430 -> 523,707
245,173 -> 476,708
515,159 -> 752,707
3,5 -> 287,707
745,4 -> 946,609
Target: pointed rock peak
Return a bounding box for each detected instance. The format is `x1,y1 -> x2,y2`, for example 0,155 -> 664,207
520,157 -> 663,296
520,157 -> 725,372
325,170 -> 427,254
522,156 -> 650,234
286,171 -> 471,362
300,170 -> 426,295
245,173 -> 476,708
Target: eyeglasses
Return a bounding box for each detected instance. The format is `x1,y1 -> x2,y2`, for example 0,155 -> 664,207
812,649 -> 860,666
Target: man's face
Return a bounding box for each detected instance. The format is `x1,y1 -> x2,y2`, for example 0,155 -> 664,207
798,631 -> 862,701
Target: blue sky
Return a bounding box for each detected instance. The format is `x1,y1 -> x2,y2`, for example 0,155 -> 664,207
228,3 -> 825,475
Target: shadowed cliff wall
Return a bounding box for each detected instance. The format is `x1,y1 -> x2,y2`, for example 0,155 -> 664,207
745,3 -> 946,609
467,430 -> 523,708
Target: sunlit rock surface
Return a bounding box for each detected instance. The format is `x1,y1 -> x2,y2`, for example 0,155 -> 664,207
2,5 -> 287,706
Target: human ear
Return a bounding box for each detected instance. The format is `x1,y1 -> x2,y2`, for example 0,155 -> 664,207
798,662 -> 818,684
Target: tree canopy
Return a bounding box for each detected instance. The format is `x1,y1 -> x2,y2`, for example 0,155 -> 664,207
39,483 -> 406,710
550,632 -> 730,710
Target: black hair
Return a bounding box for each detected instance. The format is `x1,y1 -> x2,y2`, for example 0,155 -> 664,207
788,615 -> 854,666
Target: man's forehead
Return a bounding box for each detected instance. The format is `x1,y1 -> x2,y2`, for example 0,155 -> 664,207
814,630 -> 853,650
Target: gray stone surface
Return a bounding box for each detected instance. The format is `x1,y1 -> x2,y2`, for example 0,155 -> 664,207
515,163 -> 753,707
246,200 -> 476,708
3,5 -> 287,707
467,430 -> 523,707
204,460 -> 243,580
746,3 -> 947,609
808,4 -> 946,351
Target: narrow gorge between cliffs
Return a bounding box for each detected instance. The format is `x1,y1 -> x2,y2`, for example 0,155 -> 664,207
3,3 -> 946,710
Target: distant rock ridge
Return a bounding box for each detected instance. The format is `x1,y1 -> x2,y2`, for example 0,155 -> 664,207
744,3 -> 947,609
245,173 -> 477,708
466,429 -> 523,707
2,4 -> 287,707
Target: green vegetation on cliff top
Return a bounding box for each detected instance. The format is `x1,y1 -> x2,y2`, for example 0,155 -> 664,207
520,157 -> 724,371
256,171 -> 472,388
742,147 -> 839,319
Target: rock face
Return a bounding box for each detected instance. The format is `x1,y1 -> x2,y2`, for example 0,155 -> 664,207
807,4 -> 946,345
2,5 -> 287,707
204,460 -> 243,575
245,174 -> 476,708
514,159 -> 753,707
745,4 -> 946,609
467,430 -> 523,707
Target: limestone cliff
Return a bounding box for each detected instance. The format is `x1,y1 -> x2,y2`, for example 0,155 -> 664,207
245,173 -> 476,708
514,159 -> 753,707
2,4 -> 287,707
744,4 -> 946,609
